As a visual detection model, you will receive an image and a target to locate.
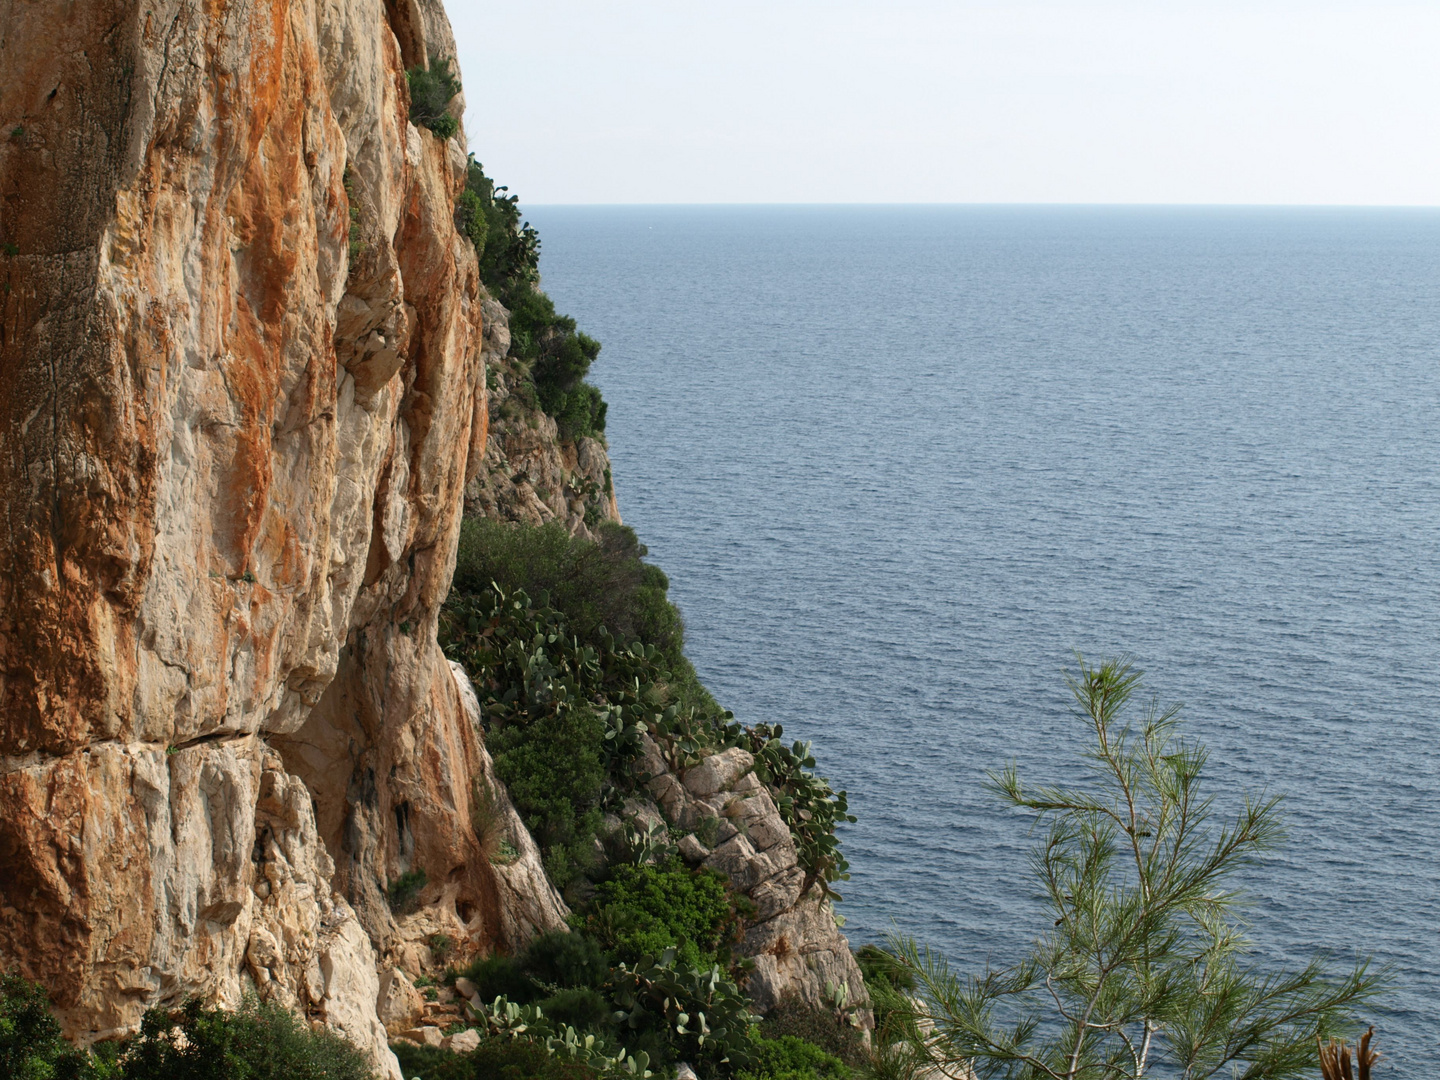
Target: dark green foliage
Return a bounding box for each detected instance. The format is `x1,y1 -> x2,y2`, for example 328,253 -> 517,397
460,954 -> 538,1005
504,289 -> 607,439
739,1035 -> 850,1080
587,860 -> 739,969
392,1038 -> 597,1080
0,971 -> 89,1080
441,547 -> 711,891
536,988 -> 613,1033
428,933 -> 453,963
459,931 -> 612,1007
460,158 -> 607,439
115,997 -> 375,1080
758,998 -> 866,1071
386,869 -> 428,914
405,57 -> 460,139
521,931 -> 613,992
610,951 -> 754,1073
453,189 -> 488,255
854,946 -> 914,993
443,518 -> 851,899
464,159 -> 539,304
452,518 -> 688,676
490,704 -> 606,894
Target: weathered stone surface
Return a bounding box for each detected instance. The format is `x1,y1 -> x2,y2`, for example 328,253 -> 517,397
742,893 -> 865,1017
378,967 -> 426,1036
632,743 -> 870,1028
0,0 -> 546,1070
447,1027 -> 482,1052
402,1025 -> 445,1048
682,748 -> 755,797
677,833 -> 711,864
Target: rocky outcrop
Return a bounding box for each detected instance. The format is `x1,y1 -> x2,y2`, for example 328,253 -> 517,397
462,298 -> 620,538
625,738 -> 873,1027
0,0 -> 557,1070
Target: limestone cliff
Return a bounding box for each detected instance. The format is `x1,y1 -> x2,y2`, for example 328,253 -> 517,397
0,0 -> 865,1069
0,0 -> 557,1072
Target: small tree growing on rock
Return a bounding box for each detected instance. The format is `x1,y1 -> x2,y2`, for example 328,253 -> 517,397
892,657 -> 1382,1080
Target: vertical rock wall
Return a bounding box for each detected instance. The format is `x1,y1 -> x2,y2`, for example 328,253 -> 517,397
0,0 -> 560,1069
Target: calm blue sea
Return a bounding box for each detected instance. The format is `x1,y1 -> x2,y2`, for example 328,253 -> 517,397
526,206 -> 1440,1074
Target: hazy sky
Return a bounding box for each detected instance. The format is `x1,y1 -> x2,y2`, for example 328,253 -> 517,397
450,1 -> 1440,205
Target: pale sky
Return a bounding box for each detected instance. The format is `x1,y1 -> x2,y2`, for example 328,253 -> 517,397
450,1 -> 1440,205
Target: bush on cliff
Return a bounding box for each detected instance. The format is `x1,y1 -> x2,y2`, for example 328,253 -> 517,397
444,521 -> 852,904
406,57 -> 460,139
586,859 -> 740,969
487,701 -> 607,893
452,517 -> 688,672
441,575 -> 719,893
393,1038 -> 597,1080
757,997 -> 867,1072
739,1034 -> 849,1080
1,971 -> 89,1080
0,980 -> 375,1080
105,997 -> 376,1080
459,158 -> 607,440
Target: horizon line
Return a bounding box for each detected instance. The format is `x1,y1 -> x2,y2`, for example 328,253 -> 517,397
521,201 -> 1440,210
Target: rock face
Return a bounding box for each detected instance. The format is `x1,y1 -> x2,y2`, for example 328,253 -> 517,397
0,0 -> 560,1070
627,738 -> 873,1026
462,300 -> 620,538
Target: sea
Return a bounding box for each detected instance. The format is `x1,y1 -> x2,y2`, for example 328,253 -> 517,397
525,205 -> 1440,1075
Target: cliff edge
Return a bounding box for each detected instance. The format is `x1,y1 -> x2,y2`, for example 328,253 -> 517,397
0,0 -> 865,1071
0,0 -> 553,1071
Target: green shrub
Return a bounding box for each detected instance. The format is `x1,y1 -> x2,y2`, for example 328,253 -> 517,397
459,953 -> 540,1005
406,58 -> 460,138
459,931 -> 612,1008
520,931 -> 612,991
739,1034 -> 849,1080
853,946 -> 913,993
451,518 -> 699,699
587,860 -> 738,969
392,1037 -> 597,1080
610,951 -> 754,1074
536,988 -> 613,1034
453,188 -> 488,255
0,971 -> 89,1080
386,869 -> 428,914
427,933 -> 453,963
488,704 -> 606,894
758,998 -> 866,1071
464,158 -> 539,304
460,158 -> 608,439
116,997 -> 375,1080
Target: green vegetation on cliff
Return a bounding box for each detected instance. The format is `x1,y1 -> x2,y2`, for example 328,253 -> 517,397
0,985 -> 374,1080
460,156 -> 607,440
438,518 -> 862,1077
406,56 -> 607,441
